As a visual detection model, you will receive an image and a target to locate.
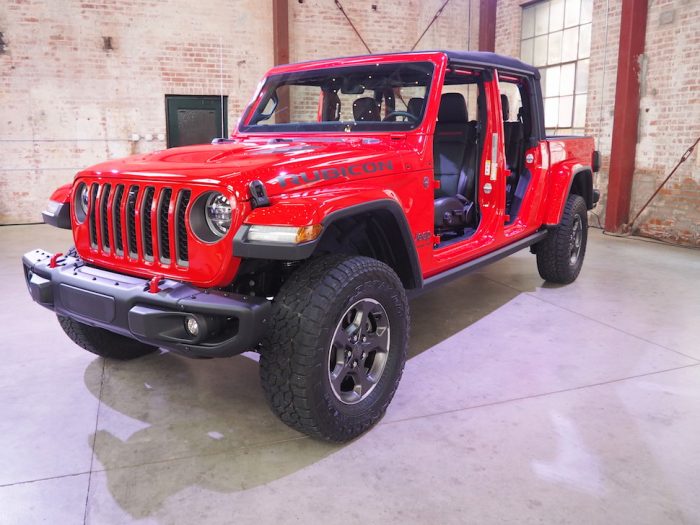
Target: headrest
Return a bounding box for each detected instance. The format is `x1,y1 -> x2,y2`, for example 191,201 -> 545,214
353,97 -> 380,121
438,93 -> 468,123
407,97 -> 424,118
322,91 -> 341,121
501,94 -> 510,121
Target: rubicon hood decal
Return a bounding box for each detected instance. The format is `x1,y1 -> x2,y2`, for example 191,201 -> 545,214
271,160 -> 395,189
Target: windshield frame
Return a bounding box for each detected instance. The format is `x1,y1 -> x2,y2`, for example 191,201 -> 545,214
238,60 -> 437,134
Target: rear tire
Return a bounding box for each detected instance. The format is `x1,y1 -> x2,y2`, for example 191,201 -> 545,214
259,254 -> 409,442
536,194 -> 588,284
58,315 -> 158,360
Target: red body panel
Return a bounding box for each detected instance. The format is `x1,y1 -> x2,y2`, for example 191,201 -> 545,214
58,51 -> 594,288
542,136 -> 596,225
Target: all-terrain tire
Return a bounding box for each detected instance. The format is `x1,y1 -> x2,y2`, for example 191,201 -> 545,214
58,315 -> 158,360
536,194 -> 588,284
259,254 -> 409,442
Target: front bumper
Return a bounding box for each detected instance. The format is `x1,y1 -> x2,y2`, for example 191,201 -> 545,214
22,249 -> 271,358
42,201 -> 71,229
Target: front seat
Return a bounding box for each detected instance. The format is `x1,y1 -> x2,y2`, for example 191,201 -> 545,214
353,97 -> 380,121
407,97 -> 424,118
433,93 -> 477,232
322,90 -> 341,121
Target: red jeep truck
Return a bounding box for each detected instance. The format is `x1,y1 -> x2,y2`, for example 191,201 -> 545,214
24,51 -> 600,442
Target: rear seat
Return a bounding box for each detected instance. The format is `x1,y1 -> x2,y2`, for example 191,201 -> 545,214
501,94 -> 524,175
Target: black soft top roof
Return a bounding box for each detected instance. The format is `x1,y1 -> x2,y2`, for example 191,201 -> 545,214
442,50 -> 540,79
277,50 -> 540,80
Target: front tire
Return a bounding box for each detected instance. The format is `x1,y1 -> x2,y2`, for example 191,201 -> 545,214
259,254 -> 409,442
58,315 -> 158,360
536,194 -> 588,284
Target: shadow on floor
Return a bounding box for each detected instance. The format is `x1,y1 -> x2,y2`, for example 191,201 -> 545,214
83,270 -> 526,517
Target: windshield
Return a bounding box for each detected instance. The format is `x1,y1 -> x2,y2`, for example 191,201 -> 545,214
240,61 -> 434,133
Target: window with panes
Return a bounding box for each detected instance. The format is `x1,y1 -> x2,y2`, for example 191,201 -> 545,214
520,0 -> 592,134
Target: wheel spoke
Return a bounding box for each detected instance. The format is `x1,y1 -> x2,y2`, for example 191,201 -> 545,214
362,326 -> 389,353
333,326 -> 352,348
329,344 -> 345,370
356,370 -> 377,395
350,302 -> 371,337
330,362 -> 350,390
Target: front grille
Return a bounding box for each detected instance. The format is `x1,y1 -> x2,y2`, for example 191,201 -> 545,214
126,186 -> 139,257
175,190 -> 191,264
112,185 -> 125,255
141,187 -> 155,261
99,184 -> 111,252
88,183 -> 98,248
85,182 -> 190,268
158,188 -> 172,263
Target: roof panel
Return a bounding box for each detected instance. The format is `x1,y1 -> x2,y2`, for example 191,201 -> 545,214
273,50 -> 540,79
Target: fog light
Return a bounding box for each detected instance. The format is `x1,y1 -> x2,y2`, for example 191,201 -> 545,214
185,316 -> 199,337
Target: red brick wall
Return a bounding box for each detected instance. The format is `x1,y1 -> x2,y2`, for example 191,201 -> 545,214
632,0 -> 700,245
494,0 -> 520,57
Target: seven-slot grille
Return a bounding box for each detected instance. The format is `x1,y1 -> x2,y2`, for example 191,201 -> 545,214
86,182 -> 191,267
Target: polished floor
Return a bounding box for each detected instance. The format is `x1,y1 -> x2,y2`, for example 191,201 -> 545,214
1,224 -> 699,524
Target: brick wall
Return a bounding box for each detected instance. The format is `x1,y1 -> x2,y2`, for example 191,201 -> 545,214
582,0 -> 620,231
290,0 -> 479,60
0,0 -> 273,224
633,0 -> 700,245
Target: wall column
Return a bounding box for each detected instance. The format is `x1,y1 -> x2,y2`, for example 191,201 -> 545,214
478,0 -> 496,51
272,0 -> 289,66
272,0 -> 290,122
605,0 -> 648,232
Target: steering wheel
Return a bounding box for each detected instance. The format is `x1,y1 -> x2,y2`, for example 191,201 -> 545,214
383,111 -> 419,123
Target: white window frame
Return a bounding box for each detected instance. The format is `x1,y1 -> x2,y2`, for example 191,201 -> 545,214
520,0 -> 592,135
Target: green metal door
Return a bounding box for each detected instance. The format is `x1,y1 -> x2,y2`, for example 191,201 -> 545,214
165,95 -> 228,148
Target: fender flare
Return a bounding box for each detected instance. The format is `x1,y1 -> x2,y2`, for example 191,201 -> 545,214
543,163 -> 594,225
43,183 -> 73,229
233,198 -> 423,289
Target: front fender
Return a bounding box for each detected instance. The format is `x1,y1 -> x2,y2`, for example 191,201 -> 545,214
50,183 -> 72,204
233,188 -> 422,288
240,188 -> 403,227
43,183 -> 73,229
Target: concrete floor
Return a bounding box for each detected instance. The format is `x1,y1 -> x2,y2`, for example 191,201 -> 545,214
1,224 -> 699,524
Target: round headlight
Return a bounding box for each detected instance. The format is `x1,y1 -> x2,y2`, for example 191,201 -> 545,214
79,185 -> 89,214
189,191 -> 235,243
205,192 -> 232,237
73,183 -> 89,223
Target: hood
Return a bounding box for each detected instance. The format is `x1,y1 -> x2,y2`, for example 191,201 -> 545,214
80,137 -> 408,200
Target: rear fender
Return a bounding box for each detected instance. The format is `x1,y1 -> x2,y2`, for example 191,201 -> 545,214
543,162 -> 593,225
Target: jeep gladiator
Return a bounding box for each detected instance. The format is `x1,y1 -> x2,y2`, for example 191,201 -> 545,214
24,51 -> 600,442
